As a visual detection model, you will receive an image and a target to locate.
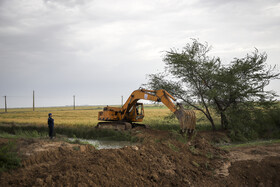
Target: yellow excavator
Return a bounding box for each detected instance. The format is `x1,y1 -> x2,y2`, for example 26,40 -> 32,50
97,89 -> 196,133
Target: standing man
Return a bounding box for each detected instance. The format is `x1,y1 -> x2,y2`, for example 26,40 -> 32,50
48,113 -> 54,139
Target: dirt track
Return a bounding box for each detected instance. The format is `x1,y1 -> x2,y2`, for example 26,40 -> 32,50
0,129 -> 280,187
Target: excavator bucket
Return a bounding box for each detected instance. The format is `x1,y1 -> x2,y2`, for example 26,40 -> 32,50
174,105 -> 196,134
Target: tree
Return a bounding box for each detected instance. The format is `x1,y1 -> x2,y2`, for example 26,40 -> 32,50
209,49 -> 279,129
145,39 -> 279,130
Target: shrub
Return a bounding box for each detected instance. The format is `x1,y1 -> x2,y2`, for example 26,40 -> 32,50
227,106 -> 280,142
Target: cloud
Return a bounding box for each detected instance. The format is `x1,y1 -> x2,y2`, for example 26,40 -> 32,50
0,0 -> 279,107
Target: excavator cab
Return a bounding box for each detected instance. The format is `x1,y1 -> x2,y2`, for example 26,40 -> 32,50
135,103 -> 144,120
127,102 -> 144,122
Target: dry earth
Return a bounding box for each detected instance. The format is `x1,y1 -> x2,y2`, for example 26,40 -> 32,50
0,128 -> 279,187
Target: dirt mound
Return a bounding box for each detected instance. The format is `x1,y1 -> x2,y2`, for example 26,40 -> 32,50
199,130 -> 231,144
0,130 -> 226,187
214,143 -> 280,186
0,129 -> 280,186
226,156 -> 280,186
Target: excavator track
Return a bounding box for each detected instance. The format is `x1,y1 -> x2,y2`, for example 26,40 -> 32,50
96,122 -> 132,130
96,122 -> 147,130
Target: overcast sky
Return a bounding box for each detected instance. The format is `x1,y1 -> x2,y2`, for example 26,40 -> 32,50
0,0 -> 279,108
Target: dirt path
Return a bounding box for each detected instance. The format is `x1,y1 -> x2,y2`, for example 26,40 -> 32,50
0,129 -> 280,187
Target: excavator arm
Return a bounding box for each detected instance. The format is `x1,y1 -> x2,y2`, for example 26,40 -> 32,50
97,89 -> 196,133
121,89 -> 178,119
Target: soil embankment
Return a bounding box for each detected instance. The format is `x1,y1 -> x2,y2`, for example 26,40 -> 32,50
0,128 -> 280,186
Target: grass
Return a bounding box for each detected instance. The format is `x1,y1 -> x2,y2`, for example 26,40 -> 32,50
220,139 -> 280,149
0,125 -> 137,142
0,131 -> 16,139
0,141 -> 21,172
0,129 -> 47,139
168,142 -> 180,152
189,145 -> 199,155
206,152 -> 214,159
168,130 -> 188,143
191,161 -> 200,167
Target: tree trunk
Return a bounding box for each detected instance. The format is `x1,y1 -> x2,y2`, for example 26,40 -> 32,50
209,117 -> 216,131
205,113 -> 216,131
220,112 -> 228,129
212,98 -> 228,130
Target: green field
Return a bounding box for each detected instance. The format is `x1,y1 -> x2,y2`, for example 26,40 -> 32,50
0,105 -> 218,130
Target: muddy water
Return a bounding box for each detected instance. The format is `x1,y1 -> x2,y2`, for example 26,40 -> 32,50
68,138 -> 139,150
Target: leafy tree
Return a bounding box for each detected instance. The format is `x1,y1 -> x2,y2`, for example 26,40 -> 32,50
145,39 -> 279,130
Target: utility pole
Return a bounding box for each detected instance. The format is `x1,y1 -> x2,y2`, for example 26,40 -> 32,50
121,96 -> 123,107
4,96 -> 7,113
33,90 -> 35,111
73,95 -> 75,110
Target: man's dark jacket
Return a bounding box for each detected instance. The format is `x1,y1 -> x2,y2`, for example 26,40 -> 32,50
48,117 -> 54,127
